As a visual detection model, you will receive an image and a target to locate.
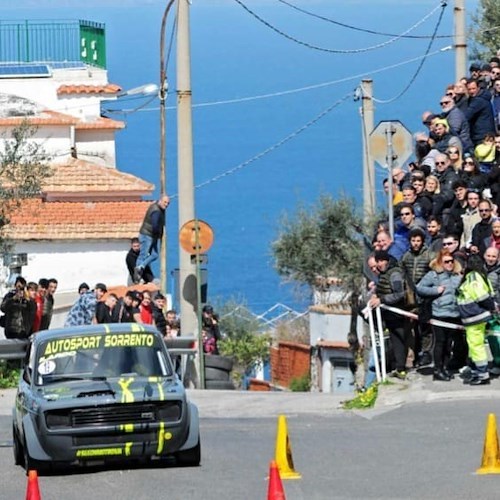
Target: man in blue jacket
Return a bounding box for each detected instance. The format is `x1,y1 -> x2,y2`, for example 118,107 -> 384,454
465,79 -> 496,146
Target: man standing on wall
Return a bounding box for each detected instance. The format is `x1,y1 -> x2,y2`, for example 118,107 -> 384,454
134,195 -> 170,284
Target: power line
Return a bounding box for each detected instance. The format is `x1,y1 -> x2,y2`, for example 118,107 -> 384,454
106,45 -> 452,115
276,0 -> 452,40
169,92 -> 353,198
233,0 -> 444,54
360,1 -> 448,104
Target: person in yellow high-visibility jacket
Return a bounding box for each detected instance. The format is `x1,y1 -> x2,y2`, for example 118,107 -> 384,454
457,255 -> 497,385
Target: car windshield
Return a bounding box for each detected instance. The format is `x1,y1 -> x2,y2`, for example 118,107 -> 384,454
34,331 -> 172,385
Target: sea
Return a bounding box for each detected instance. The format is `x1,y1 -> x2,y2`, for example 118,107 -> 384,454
5,0 -> 480,313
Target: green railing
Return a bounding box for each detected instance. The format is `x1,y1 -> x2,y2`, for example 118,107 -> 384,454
0,19 -> 106,69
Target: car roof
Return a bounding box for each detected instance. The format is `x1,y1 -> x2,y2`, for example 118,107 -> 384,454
32,323 -> 161,346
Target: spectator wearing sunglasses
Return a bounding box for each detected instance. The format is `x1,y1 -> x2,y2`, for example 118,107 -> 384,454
460,154 -> 487,192
470,199 -> 495,256
432,152 -> 460,216
439,95 -> 473,154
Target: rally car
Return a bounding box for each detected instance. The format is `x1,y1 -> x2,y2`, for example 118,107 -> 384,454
12,323 -> 200,472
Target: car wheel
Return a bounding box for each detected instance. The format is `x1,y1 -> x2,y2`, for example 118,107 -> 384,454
205,380 -> 235,390
22,436 -> 47,474
12,425 -> 24,466
176,438 -> 201,467
204,367 -> 230,381
204,354 -> 234,372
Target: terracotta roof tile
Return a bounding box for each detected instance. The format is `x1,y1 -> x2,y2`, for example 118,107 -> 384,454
5,199 -> 151,240
0,109 -> 124,130
44,158 -> 154,194
57,84 -> 122,95
0,109 -> 78,126
75,117 -> 125,130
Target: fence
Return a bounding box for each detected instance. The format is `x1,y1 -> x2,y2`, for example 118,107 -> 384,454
0,20 -> 106,68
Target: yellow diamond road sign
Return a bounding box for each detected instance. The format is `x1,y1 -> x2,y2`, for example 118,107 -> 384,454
369,120 -> 413,168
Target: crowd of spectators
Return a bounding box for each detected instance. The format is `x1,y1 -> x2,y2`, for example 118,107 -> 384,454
364,56 -> 500,387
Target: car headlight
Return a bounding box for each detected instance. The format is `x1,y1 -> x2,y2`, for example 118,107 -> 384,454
157,403 -> 181,422
45,410 -> 71,428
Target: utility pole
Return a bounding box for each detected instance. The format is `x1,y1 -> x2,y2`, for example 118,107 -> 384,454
385,124 -> 396,239
176,0 -> 200,385
454,0 -> 467,81
360,79 -> 375,224
159,0 -> 176,295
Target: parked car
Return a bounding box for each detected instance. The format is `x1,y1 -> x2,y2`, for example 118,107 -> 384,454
12,323 -> 200,472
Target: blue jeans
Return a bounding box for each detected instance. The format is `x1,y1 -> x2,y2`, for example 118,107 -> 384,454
137,234 -> 159,270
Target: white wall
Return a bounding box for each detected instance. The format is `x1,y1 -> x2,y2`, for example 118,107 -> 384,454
12,239 -> 131,293
76,129 -> 117,166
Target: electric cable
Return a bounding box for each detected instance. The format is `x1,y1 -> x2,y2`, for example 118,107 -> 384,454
276,0 -> 452,39
169,92 -> 353,199
359,1 -> 448,104
233,0 -> 444,54
105,45 -> 451,115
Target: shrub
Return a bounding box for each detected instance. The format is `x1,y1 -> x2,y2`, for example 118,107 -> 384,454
289,374 -> 311,392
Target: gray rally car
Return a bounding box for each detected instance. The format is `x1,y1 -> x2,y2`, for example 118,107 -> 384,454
12,323 -> 200,472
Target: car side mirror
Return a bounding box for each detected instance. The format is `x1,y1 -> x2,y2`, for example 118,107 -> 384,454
22,366 -> 31,384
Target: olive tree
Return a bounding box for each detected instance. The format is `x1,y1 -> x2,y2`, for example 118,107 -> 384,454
272,194 -> 365,306
0,122 -> 52,251
470,0 -> 500,60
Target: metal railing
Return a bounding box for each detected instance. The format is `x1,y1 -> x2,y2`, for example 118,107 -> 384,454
0,19 -> 106,68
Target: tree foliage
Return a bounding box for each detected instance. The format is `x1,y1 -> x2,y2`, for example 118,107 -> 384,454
470,0 -> 500,60
271,194 -> 364,298
0,122 -> 52,249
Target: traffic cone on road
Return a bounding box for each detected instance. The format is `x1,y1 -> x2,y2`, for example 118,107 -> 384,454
267,460 -> 286,500
25,469 -> 41,500
274,415 -> 301,479
477,413 -> 500,474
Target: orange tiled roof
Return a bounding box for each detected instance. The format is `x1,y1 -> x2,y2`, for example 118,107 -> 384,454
57,84 -> 122,95
5,199 -> 151,240
75,117 -> 125,130
43,158 -> 154,194
0,109 -> 78,126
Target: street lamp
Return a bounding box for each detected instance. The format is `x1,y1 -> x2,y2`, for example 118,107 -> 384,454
117,83 -> 158,98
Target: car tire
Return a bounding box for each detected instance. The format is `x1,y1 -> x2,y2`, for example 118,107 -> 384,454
176,438 -> 201,467
203,355 -> 234,372
12,425 -> 23,467
204,367 -> 230,381
23,435 -> 48,474
205,380 -> 235,390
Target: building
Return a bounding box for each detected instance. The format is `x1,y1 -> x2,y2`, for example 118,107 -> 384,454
0,20 -> 156,323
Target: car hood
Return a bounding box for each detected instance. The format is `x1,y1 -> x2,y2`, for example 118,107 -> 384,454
37,377 -> 184,404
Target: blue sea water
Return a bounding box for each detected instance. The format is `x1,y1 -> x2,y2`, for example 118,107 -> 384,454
5,0 -> 479,312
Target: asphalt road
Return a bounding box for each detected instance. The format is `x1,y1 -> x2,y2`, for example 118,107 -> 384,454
2,398 -> 500,499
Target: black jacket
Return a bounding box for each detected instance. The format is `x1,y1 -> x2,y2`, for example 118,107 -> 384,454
465,90 -> 496,145
1,291 -> 35,339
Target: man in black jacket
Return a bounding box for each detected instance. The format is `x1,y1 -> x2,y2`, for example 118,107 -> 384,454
126,238 -> 153,284
134,195 -> 170,283
1,277 -> 35,339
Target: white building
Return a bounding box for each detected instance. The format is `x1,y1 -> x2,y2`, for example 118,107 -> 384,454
0,20 -> 156,321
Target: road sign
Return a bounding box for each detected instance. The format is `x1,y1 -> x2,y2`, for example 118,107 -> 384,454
369,120 -> 413,168
179,219 -> 214,254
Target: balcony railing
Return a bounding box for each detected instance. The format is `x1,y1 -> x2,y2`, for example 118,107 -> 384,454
0,19 -> 106,69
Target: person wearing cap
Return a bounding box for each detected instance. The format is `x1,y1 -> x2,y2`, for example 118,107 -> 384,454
368,250 -> 408,379
64,283 -> 107,327
78,282 -> 90,295
112,291 -> 142,323
465,78 -> 496,146
469,62 -> 482,81
134,195 -> 170,284
431,117 -> 463,153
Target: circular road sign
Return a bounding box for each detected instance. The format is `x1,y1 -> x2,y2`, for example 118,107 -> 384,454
369,120 -> 413,168
179,219 -> 214,254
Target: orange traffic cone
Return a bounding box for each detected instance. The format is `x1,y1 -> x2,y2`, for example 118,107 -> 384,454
268,460 -> 286,500
25,470 -> 41,500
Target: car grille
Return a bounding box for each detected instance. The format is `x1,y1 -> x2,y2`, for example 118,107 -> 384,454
74,432 -> 158,446
45,402 -> 182,429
